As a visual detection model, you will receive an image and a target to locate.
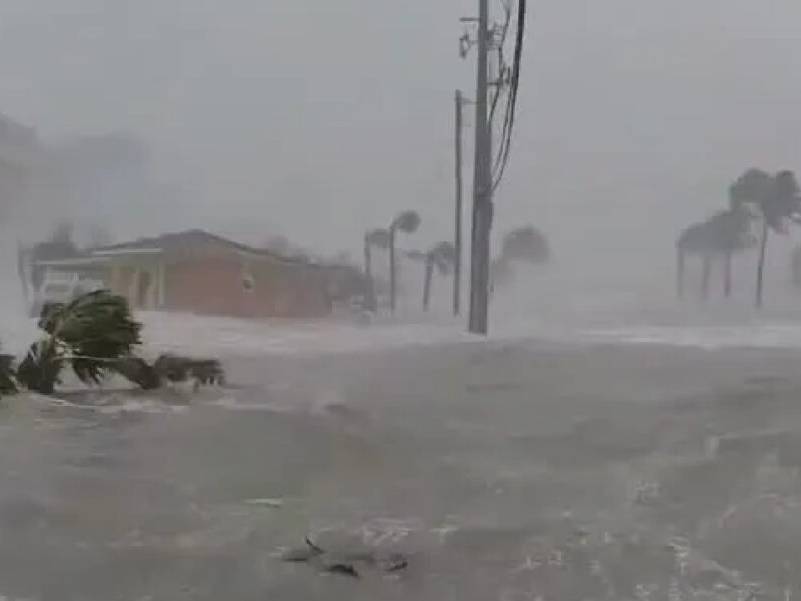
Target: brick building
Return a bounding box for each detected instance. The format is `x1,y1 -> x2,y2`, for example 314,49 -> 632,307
34,230 -> 337,318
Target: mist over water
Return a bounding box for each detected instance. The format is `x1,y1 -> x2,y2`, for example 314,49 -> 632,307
5,2 -> 801,600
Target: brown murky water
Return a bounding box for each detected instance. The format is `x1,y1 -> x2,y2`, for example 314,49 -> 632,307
1,342 -> 801,600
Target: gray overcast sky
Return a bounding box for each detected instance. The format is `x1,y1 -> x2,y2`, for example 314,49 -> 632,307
2,0 -> 801,273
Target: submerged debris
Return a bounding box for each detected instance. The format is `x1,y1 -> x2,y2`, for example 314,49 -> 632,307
279,536 -> 409,580
280,537 -> 325,563
113,354 -> 225,391
243,498 -> 283,508
321,561 -> 360,579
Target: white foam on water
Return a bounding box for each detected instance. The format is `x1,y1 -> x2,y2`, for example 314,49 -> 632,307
137,310 -> 801,357
579,323 -> 801,350
7,304 -> 801,365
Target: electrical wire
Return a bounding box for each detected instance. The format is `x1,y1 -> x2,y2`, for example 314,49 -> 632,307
491,0 -> 526,192
492,0 -> 524,189
489,0 -> 512,126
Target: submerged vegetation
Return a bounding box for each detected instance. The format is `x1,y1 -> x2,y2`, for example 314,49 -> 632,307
0,290 -> 224,398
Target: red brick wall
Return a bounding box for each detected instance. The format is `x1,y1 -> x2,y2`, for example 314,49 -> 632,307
165,258 -> 247,316
164,255 -> 331,318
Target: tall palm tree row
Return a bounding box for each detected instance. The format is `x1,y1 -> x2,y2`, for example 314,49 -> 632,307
676,168 -> 801,307
363,210 -> 421,313
675,206 -> 754,300
360,216 -> 551,314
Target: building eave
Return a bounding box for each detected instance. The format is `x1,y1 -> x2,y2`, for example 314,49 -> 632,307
91,248 -> 163,256
34,256 -> 111,267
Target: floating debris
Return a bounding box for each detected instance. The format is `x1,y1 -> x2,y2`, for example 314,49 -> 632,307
321,561 -> 360,579
280,537 -> 324,563
243,498 -> 283,508
279,535 -> 409,579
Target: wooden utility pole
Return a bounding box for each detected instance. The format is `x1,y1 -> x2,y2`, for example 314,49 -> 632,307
453,90 -> 465,316
468,0 -> 493,335
363,232 -> 376,311
389,227 -> 397,313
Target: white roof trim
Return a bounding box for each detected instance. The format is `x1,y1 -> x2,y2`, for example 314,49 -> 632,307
91,248 -> 163,256
35,257 -> 111,267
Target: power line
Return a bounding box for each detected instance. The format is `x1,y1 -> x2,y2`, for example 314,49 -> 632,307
492,0 -> 526,192
488,1 -> 512,126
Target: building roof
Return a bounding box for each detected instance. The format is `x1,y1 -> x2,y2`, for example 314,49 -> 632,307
89,229 -> 316,266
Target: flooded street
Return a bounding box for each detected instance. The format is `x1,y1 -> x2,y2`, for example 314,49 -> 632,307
2,341 -> 801,600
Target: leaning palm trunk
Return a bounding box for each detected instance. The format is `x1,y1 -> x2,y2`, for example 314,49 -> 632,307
755,220 -> 769,308
389,229 -> 397,313
723,251 -> 733,298
363,235 -> 376,311
676,248 -> 685,299
422,258 -> 434,311
700,256 -> 711,301
16,243 -> 31,310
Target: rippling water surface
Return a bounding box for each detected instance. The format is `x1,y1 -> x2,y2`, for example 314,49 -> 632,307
1,343 -> 801,600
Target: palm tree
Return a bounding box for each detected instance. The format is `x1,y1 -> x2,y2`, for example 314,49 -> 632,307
407,242 -> 456,311
717,210 -> 755,298
791,244 -> 801,289
676,221 -> 712,300
706,206 -> 755,298
388,211 -> 421,313
730,169 -> 801,307
16,290 -> 142,394
500,225 -> 550,264
675,207 -> 755,301
489,225 -> 550,295
363,228 -> 390,311
6,291 -> 224,395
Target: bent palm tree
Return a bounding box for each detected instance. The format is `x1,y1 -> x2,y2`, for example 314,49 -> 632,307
675,207 -> 755,301
490,225 -> 550,295
407,242 -> 456,311
792,244 -> 801,289
676,221 -> 710,300
16,290 -> 142,394
500,225 -> 550,264
363,228 -> 390,311
730,169 -> 801,307
11,290 -> 223,394
388,211 -> 421,313
714,207 -> 756,297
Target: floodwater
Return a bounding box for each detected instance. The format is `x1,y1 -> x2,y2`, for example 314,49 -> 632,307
2,341 -> 801,600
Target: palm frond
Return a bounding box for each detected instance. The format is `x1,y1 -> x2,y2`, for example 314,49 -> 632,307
9,290 -> 223,395
111,356 -> 161,390
41,290 -> 142,385
404,250 -> 428,262
16,339 -> 63,395
152,354 -> 225,386
729,168 -> 772,209
391,211 -> 421,234
501,225 -> 550,264
111,354 -> 225,390
430,241 -> 456,275
366,229 -> 391,249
